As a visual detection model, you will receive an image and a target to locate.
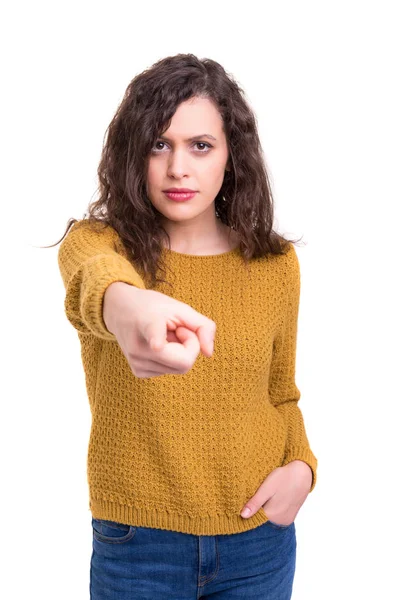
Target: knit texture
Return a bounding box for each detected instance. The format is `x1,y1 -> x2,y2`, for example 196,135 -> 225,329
58,219 -> 317,536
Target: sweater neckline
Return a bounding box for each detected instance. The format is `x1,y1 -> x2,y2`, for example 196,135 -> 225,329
161,244 -> 241,259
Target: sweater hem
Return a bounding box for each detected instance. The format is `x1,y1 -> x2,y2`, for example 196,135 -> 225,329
90,497 -> 270,536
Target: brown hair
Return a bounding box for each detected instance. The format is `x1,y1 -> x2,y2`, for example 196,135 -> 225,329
43,53 -> 301,287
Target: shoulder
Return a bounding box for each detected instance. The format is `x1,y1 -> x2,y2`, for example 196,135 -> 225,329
283,241 -> 300,272
66,219 -> 121,245
267,241 -> 299,275
69,218 -> 116,236
58,219 -> 124,261
272,242 -> 300,293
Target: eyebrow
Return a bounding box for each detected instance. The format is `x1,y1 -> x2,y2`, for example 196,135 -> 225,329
158,133 -> 217,142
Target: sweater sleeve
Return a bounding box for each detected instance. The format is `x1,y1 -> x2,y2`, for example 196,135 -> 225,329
57,219 -> 147,341
268,243 -> 318,493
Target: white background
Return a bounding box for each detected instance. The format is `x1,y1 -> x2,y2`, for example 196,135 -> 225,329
2,1 -> 399,598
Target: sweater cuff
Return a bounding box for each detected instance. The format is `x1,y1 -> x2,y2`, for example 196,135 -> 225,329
69,253 -> 146,340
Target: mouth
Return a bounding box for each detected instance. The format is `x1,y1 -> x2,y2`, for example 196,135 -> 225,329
163,188 -> 197,193
163,190 -> 197,202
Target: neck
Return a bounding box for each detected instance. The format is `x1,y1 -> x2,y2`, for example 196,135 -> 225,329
162,218 -> 235,255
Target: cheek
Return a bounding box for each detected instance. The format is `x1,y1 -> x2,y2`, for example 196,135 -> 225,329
146,163 -> 157,187
198,156 -> 226,177
147,158 -> 164,183
200,163 -> 226,189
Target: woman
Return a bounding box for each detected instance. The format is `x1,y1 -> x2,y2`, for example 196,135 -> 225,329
55,53 -> 318,599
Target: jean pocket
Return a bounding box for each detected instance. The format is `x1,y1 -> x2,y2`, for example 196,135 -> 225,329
92,518 -> 137,544
265,518 -> 292,530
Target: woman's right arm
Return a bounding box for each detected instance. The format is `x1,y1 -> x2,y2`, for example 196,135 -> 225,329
57,219 -> 147,341
57,219 -> 216,377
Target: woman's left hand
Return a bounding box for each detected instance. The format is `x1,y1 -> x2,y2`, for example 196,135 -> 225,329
240,460 -> 313,525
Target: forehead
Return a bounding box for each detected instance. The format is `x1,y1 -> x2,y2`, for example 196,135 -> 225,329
161,97 -> 224,138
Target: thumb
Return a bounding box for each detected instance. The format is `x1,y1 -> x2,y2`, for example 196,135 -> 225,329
177,305 -> 216,357
241,485 -> 273,519
240,500 -> 259,519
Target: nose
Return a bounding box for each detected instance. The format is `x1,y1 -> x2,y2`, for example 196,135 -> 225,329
166,148 -> 191,179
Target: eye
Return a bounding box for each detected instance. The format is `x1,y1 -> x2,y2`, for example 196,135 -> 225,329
151,141 -> 213,154
153,141 -> 167,151
194,142 -> 212,152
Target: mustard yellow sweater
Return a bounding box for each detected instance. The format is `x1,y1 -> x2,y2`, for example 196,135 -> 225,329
58,220 -> 317,536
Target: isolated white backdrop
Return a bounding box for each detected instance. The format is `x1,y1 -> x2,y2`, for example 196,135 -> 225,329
2,1 -> 399,598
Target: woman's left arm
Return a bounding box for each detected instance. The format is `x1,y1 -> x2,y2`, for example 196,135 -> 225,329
240,244 -> 317,521
268,243 -> 318,492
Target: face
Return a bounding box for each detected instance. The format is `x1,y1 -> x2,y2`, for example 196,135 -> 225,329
146,96 -> 230,235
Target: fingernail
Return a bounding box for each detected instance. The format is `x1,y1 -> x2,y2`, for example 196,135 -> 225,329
241,507 -> 251,518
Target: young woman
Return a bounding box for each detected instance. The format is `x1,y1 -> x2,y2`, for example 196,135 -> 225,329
55,53 -> 318,599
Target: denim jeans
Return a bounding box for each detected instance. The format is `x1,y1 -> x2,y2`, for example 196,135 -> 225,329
90,516 -> 296,599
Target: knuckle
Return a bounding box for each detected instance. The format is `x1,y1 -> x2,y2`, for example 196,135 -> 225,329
129,365 -> 140,377
179,359 -> 193,374
209,319 -> 217,332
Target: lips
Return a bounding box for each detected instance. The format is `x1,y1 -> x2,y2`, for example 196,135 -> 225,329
164,191 -> 197,202
163,188 -> 196,193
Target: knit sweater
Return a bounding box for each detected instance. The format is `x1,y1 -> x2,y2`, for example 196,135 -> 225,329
57,219 -> 317,536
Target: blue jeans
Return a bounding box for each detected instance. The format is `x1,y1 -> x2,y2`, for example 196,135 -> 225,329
90,517 -> 296,599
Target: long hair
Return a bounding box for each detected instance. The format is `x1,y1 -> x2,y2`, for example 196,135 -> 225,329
43,53 -> 301,287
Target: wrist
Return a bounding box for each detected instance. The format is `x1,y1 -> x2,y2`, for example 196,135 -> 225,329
103,282 -> 131,334
286,459 -> 312,479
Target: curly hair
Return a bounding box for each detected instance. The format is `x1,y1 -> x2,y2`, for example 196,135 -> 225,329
44,53 -> 301,288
